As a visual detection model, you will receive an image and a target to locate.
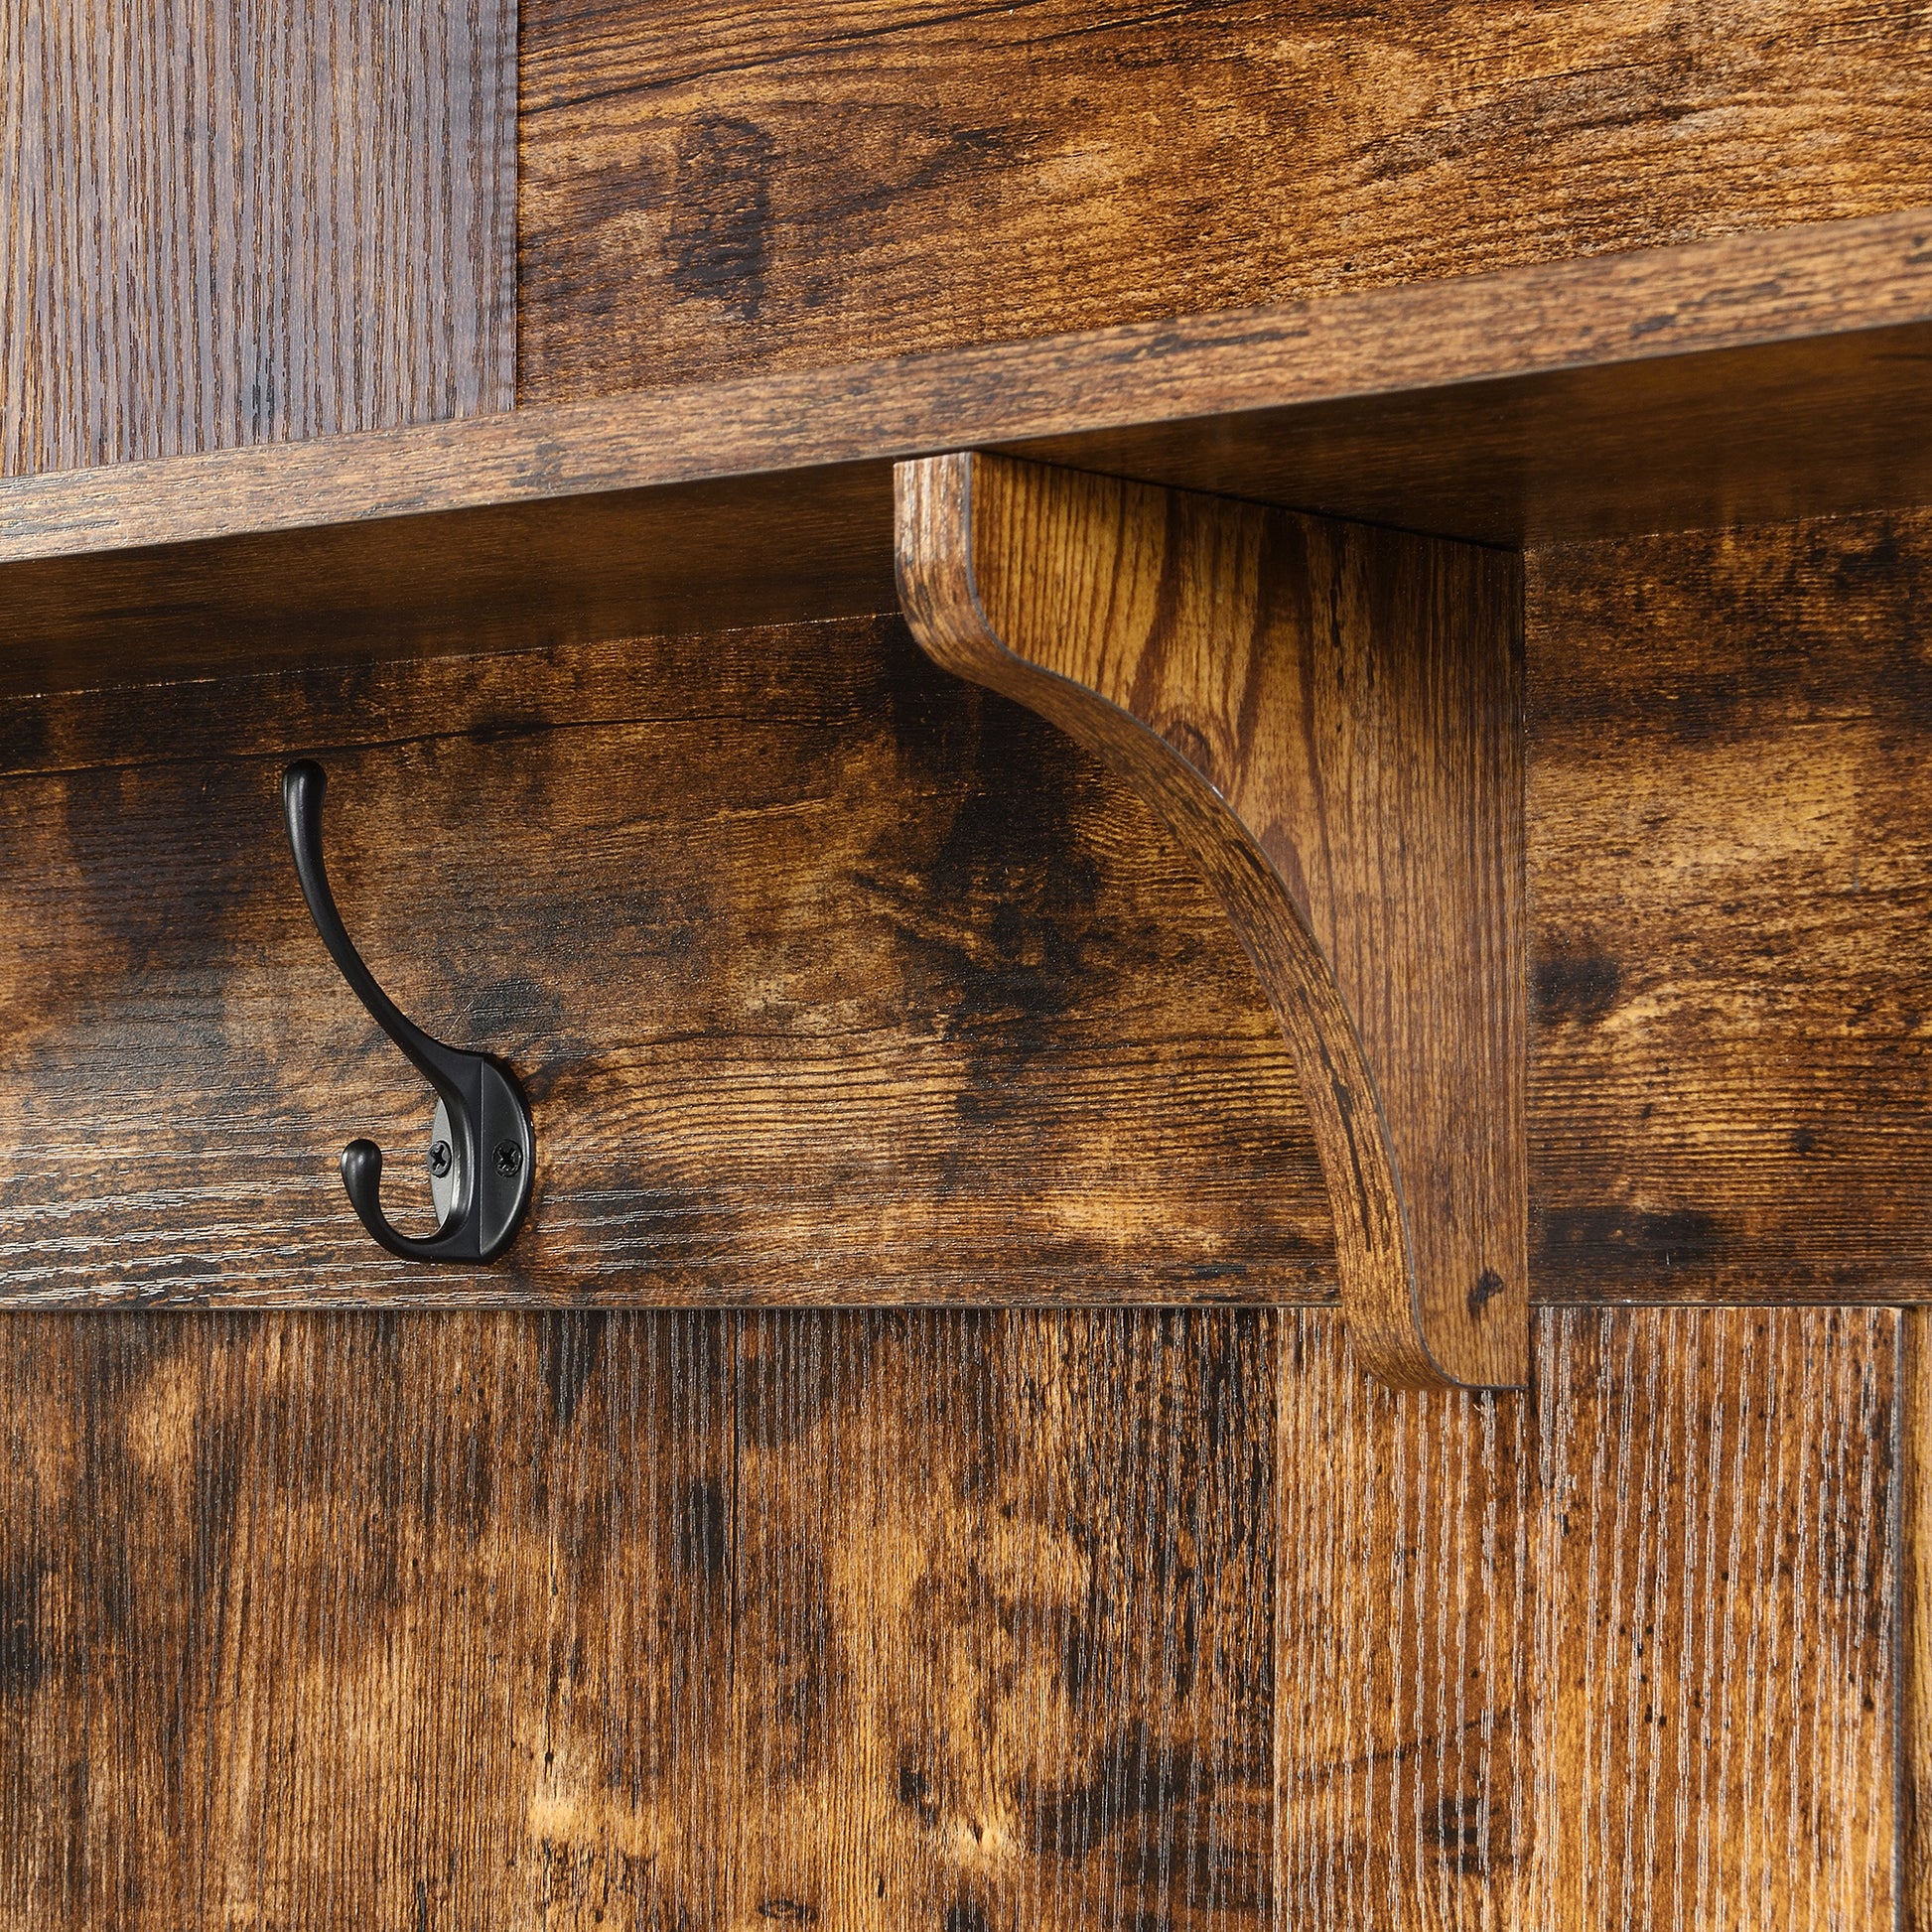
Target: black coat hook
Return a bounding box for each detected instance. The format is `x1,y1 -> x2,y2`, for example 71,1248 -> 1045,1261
282,759 -> 534,1263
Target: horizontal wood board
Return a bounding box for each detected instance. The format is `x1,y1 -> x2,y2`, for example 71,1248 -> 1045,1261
516,0 -> 1932,399
0,1306 -> 1897,1926
1527,506 -> 1932,1300
1,0 -> 515,478
0,209 -> 1923,679
0,507 -> 1928,1310
0,616 -> 1326,1309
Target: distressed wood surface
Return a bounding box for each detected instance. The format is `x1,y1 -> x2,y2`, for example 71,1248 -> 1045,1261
1276,1314 -> 1531,1924
726,1311 -> 1276,1928
1528,506 -> 1932,1301
0,0 -> 515,478
517,0 -> 1932,399
1906,1311 -> 1932,1930
0,1311 -> 1276,1929
0,617 -> 1327,1310
1,1307 -> 1897,1924
1528,1307 -> 1897,1928
1,505 -> 1930,1309
0,1311 -> 737,1927
3,207 -> 1931,579
897,452 -> 1525,1389
1278,1307 -> 1899,1928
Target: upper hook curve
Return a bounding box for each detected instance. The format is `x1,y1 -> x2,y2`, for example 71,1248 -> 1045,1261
282,759 -> 534,1262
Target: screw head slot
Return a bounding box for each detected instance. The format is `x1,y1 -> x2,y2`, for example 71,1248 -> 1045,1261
426,1139 -> 454,1178
494,1141 -> 523,1177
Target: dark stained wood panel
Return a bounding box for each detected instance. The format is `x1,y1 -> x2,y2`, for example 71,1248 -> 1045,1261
727,1311 -> 1275,1927
0,465 -> 904,695
2,506 -> 1931,1310
0,1311 -> 1275,1928
0,1311 -> 737,1927
3,1307 -> 1898,1921
0,0 -> 515,478
1905,1310 -> 1932,1930
517,0 -> 1932,401
1528,506 -> 1932,1303
0,619 -> 1329,1310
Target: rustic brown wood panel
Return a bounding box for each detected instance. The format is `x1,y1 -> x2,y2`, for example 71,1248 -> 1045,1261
1528,505 -> 1932,1302
4,1307 -> 1898,1922
899,450 -> 1526,1388
0,1311 -> 1273,1928
1526,1307 -> 1897,1928
1906,1310 -> 1932,1930
727,1310 -> 1275,1928
1277,1307 -> 1899,1927
517,0 -> 1932,402
1276,1311 -> 1530,1924
0,0 -> 515,477
1,504 -> 1930,1308
0,1311 -> 737,1927
0,619 -> 1328,1309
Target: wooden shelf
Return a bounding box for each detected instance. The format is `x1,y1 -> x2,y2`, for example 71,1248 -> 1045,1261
1,206 -> 1927,694
4,207 -> 1926,1389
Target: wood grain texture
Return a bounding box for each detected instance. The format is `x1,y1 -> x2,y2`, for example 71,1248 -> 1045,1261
0,506 -> 1928,1310
1279,1307 -> 1900,1927
0,0 -> 515,478
726,1310 -> 1275,1928
1276,1312 -> 1530,1925
0,617 -> 1329,1309
3,206 -> 1931,579
897,452 -> 1526,1390
516,0 -> 1932,400
0,1310 -> 1274,1929
1906,1310 -> 1932,1929
0,1311 -> 738,1927
1527,1308 -> 1897,1929
2,1307 -> 1897,1923
1528,506 -> 1932,1302
0,465 -> 902,698
0,505 -> 1926,1310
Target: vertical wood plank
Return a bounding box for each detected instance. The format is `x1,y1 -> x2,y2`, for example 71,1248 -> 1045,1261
0,0 -> 515,477
1900,1308 -> 1930,1928
0,1312 -> 735,1929
1529,1309 -> 1897,1929
1276,1311 -> 1528,1929
1275,1308 -> 1898,1928
2,1307 -> 1909,1921
730,1309 -> 1277,1930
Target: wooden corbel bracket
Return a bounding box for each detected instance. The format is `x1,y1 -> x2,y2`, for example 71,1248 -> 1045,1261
896,453 -> 1526,1390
